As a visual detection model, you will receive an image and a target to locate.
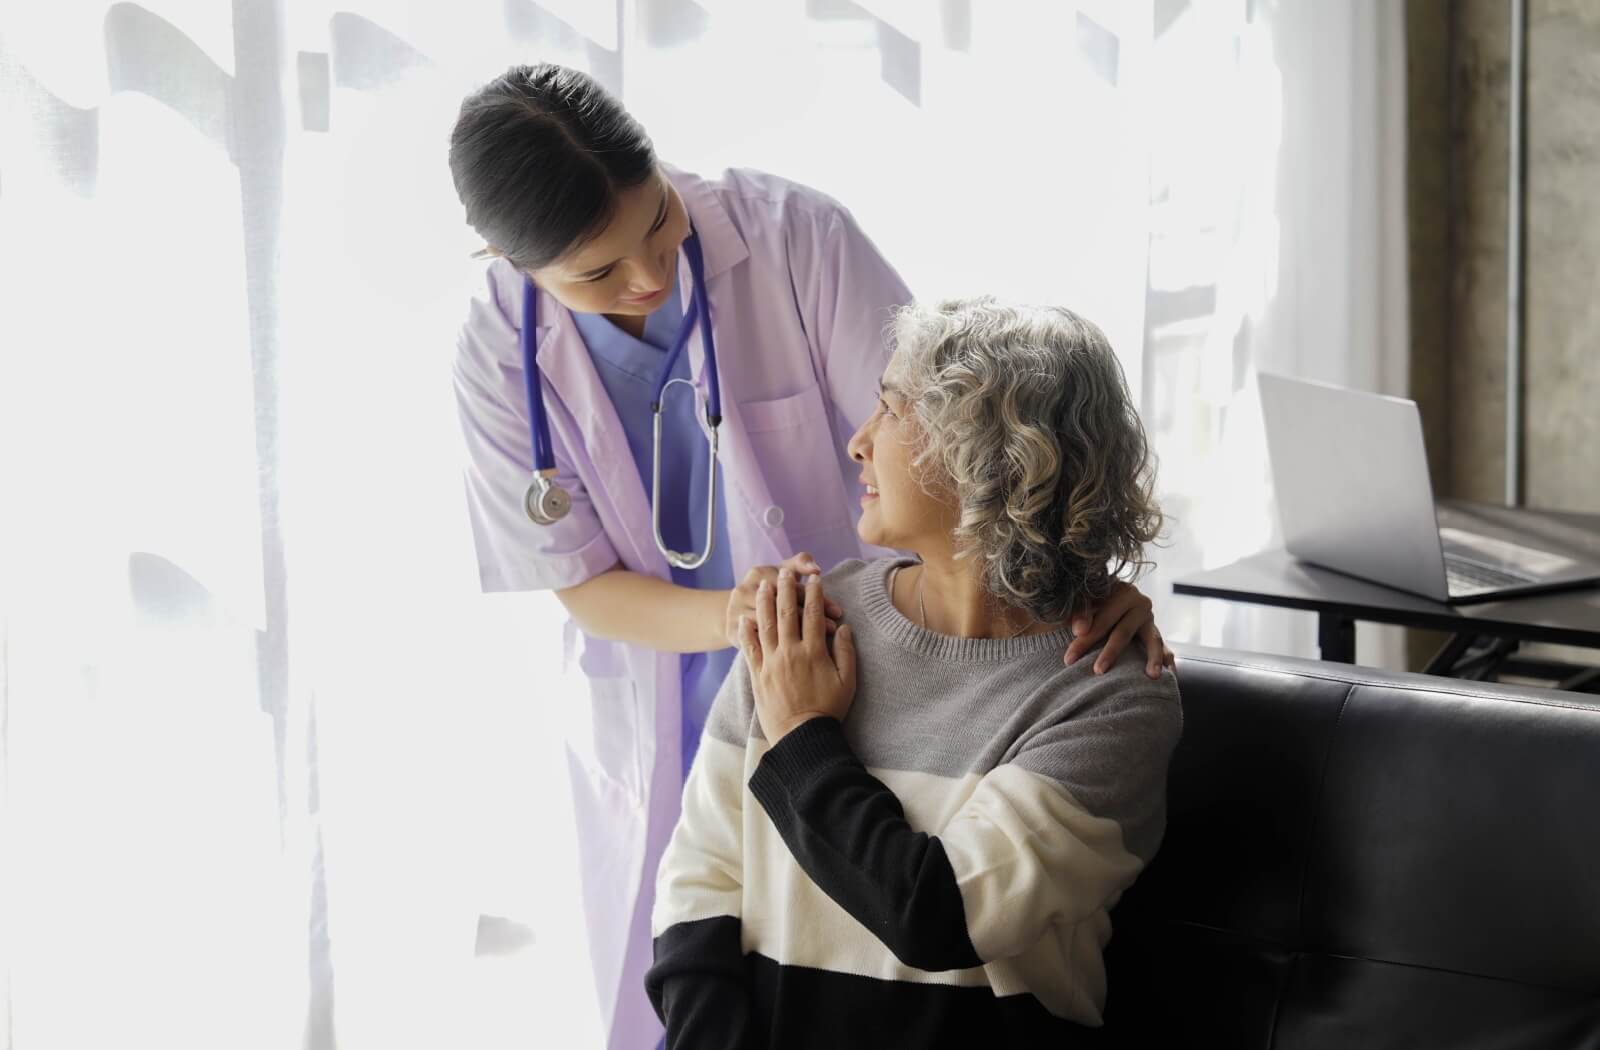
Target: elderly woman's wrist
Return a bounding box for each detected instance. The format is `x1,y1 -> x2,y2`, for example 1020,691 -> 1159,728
754,715 -> 852,797
774,711 -> 834,743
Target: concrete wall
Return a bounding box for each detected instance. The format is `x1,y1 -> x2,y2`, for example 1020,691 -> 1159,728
1522,1 -> 1600,512
1410,0 -> 1600,513
1407,0 -> 1455,490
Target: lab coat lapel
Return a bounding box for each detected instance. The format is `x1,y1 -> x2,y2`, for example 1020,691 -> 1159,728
531,285 -> 672,582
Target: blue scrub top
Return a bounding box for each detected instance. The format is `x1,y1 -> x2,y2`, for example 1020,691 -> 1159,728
572,273 -> 736,777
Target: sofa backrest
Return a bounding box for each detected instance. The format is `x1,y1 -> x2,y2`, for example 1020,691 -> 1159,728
1102,646 -> 1600,1049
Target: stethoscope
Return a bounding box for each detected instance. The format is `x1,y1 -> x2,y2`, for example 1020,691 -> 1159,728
520,230 -> 724,571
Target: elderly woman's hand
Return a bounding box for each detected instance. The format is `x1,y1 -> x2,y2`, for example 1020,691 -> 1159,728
1062,580 -> 1175,679
741,568 -> 857,746
725,552 -> 842,649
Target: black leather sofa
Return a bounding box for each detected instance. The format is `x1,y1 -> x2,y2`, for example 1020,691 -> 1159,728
1101,646 -> 1600,1049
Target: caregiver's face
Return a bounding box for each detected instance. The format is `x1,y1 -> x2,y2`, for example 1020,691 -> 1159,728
846,356 -> 958,553
530,170 -> 691,317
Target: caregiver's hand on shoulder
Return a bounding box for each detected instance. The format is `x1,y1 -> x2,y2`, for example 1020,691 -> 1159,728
1062,579 -> 1176,679
741,569 -> 857,746
724,552 -> 842,649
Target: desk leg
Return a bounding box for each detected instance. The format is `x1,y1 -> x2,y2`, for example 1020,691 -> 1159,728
1455,637 -> 1519,681
1560,666 -> 1600,693
1423,633 -> 1479,676
1318,613 -> 1356,663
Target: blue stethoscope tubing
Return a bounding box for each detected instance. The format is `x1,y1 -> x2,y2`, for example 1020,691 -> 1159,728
519,230 -> 723,570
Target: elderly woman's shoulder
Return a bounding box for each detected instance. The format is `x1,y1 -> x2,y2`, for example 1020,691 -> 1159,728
825,557 -> 902,624
822,557 -> 903,603
1050,644 -> 1182,729
821,557 -> 878,585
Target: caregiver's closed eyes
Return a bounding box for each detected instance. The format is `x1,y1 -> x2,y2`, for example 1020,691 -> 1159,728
647,298 -> 1183,1050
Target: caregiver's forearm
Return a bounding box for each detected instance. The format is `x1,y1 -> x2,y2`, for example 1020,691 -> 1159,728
557,566 -> 730,654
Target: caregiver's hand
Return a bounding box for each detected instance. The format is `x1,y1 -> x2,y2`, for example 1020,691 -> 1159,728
741,569 -> 857,746
724,552 -> 842,649
1062,580 -> 1176,679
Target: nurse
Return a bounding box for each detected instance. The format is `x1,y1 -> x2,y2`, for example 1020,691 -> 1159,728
447,63 -> 1174,1050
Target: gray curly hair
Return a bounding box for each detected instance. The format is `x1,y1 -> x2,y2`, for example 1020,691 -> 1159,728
890,297 -> 1164,623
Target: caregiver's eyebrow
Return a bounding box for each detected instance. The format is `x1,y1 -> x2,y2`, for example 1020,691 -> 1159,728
574,186 -> 670,280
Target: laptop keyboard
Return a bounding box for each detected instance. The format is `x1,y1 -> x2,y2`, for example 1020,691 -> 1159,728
1445,555 -> 1536,594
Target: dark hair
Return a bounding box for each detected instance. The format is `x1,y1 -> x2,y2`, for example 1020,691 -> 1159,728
448,64 -> 657,271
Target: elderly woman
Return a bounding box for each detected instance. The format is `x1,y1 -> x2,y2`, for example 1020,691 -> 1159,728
645,298 -> 1182,1049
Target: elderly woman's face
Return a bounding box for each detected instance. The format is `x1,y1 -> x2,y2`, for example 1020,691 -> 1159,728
846,356 -> 958,553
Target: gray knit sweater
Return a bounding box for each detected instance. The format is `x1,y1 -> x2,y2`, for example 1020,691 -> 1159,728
647,557 -> 1183,1049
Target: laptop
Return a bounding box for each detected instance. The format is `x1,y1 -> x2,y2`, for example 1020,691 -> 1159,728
1257,373 -> 1600,604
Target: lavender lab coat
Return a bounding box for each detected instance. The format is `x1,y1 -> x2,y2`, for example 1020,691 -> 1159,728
452,167 -> 912,1049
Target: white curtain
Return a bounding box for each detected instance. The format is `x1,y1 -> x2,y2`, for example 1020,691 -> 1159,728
1136,0 -> 1410,668
0,2 -> 1407,1048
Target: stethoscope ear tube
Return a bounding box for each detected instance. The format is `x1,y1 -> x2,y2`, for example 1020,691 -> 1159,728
651,387 -> 720,570
684,230 -> 721,427
520,280 -> 558,476
648,229 -> 722,568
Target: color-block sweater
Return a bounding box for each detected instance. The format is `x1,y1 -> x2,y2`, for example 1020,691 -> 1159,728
646,558 -> 1183,1049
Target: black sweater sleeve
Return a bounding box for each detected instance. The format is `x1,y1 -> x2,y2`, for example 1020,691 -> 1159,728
746,717 -> 983,972
646,915 -> 759,1050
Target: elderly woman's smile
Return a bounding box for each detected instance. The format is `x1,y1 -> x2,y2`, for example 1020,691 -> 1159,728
848,362 -> 962,559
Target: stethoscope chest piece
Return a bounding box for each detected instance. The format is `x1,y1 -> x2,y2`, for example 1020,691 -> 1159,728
525,474 -> 572,525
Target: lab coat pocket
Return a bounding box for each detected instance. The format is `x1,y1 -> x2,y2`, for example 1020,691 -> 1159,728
559,622 -> 646,804
738,384 -> 850,537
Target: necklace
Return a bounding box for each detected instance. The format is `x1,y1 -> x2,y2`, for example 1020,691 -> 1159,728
910,566 -> 1035,639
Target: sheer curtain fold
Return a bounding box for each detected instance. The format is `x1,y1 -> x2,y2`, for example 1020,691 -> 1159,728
1140,0 -> 1409,666
0,3 -> 1408,1048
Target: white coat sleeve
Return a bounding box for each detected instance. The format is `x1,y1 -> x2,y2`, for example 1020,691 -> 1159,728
452,266 -> 620,592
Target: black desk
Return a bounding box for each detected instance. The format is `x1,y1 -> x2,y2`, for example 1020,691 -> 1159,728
1172,501 -> 1600,692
